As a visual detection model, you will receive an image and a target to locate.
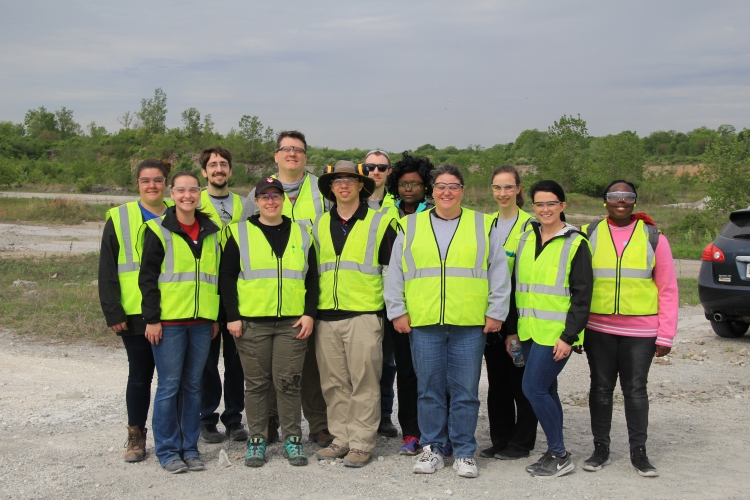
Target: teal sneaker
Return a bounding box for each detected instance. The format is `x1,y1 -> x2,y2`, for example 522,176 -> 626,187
284,435 -> 308,466
245,437 -> 267,468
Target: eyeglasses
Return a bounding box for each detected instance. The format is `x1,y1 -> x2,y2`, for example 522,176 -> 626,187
398,182 -> 424,190
137,177 -> 166,185
491,183 -> 518,193
531,201 -> 562,209
172,186 -> 201,195
256,192 -> 284,202
605,191 -> 637,203
219,201 -> 232,218
331,177 -> 360,187
206,161 -> 230,169
433,183 -> 463,193
363,163 -> 389,173
276,146 -> 306,154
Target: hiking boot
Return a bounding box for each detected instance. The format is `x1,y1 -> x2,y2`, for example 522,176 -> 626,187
495,445 -> 531,460
225,422 -> 248,441
310,428 -> 335,448
284,436 -> 308,466
530,451 -> 574,478
124,426 -> 147,463
399,436 -> 422,456
200,424 -> 226,444
526,451 -> 553,473
413,445 -> 445,474
378,417 -> 398,438
631,446 -> 658,477
453,457 -> 478,478
267,416 -> 280,444
479,445 -> 501,459
314,443 -> 350,460
343,449 -> 372,468
163,459 -> 188,474
245,437 -> 267,468
583,442 -> 611,472
184,457 -> 205,471
443,441 -> 453,458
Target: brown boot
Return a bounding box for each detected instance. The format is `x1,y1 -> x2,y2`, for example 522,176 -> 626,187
314,443 -> 350,460
310,428 -> 334,448
343,448 -> 372,468
124,426 -> 147,463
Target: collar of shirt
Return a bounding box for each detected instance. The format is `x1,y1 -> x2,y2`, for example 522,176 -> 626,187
331,201 -> 369,223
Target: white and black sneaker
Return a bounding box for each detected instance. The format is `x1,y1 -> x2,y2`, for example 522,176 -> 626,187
525,451 -> 552,473
530,451 -> 574,478
413,445 -> 444,474
583,442 -> 611,472
631,446 -> 658,477
453,458 -> 478,478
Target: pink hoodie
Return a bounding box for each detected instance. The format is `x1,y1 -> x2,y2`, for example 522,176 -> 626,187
586,220 -> 679,347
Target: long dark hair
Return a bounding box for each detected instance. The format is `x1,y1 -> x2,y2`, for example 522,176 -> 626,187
491,165 -> 524,207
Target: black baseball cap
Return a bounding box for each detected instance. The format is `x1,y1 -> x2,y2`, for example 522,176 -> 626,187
254,177 -> 284,196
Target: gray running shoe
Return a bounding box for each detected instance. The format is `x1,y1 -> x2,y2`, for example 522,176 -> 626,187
526,451 -> 552,473
530,451 -> 574,478
163,459 -> 188,474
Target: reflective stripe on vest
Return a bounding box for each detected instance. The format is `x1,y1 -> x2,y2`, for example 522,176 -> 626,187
515,229 -> 588,346
275,173 -> 325,227
313,208 -> 391,311
231,221 -> 310,317
586,219 -> 658,315
491,209 -> 533,272
402,209 -> 490,327
200,190 -> 244,228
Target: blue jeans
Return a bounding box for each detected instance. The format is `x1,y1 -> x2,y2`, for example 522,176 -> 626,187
151,322 -> 213,466
521,340 -> 570,455
410,325 -> 485,459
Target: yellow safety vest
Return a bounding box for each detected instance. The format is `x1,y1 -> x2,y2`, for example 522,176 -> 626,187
313,208 -> 393,311
491,209 -> 534,272
583,219 -> 659,315
105,200 -> 173,315
226,221 -> 311,317
139,217 -> 221,321
273,172 -> 326,227
200,190 -> 244,227
402,209 -> 492,327
515,228 -> 589,346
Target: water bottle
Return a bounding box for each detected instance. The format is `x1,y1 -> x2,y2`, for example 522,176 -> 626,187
510,339 -> 525,367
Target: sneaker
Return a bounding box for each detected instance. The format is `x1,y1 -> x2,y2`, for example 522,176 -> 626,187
284,436 -> 308,466
583,442 -> 611,472
163,459 -> 188,474
314,443 -> 350,460
413,445 -> 445,474
378,417 -> 398,438
631,446 -> 658,477
124,426 -> 147,463
183,457 -> 205,471
526,451 -> 553,473
479,445 -> 501,459
225,422 -> 248,442
530,451 -> 574,478
495,445 -> 531,460
267,416 -> 280,444
453,457 -> 478,478
399,436 -> 422,456
244,437 -> 267,468
343,449 -> 372,468
200,424 -> 226,444
443,441 -> 453,458
310,428 -> 335,448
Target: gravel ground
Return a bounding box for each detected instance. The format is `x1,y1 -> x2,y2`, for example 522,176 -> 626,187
1,306 -> 749,499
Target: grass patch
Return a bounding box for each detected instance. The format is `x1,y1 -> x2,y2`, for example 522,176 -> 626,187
678,278 -> 700,306
0,253 -> 111,342
0,197 -> 113,224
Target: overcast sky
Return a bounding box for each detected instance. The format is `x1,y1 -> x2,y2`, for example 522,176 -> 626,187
1,1 -> 748,150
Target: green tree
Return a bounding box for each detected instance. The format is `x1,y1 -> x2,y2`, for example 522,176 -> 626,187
117,111 -> 136,130
700,134 -> 750,212
24,106 -> 58,139
136,88 -> 168,134
593,130 -> 644,181
533,114 -> 589,191
239,115 -> 263,158
513,129 -> 547,159
181,107 -> 201,139
54,107 -> 82,139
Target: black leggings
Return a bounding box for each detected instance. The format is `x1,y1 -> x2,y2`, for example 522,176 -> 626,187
584,328 -> 655,450
121,335 -> 156,428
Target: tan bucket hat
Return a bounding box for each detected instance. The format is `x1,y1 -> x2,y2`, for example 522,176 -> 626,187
318,160 -> 375,201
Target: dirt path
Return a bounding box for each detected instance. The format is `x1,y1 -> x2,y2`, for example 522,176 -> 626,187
1,306 -> 748,499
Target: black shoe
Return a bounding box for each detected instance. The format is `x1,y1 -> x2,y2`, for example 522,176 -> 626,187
225,422 -> 249,441
183,457 -> 205,471
267,416 -> 280,444
377,417 -> 398,438
530,451 -> 574,478
583,442 -> 610,472
200,424 -> 226,444
525,451 -> 552,473
494,446 -> 531,460
479,445 -> 501,459
631,446 -> 658,477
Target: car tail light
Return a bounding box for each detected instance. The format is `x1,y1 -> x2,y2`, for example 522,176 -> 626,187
701,243 -> 725,262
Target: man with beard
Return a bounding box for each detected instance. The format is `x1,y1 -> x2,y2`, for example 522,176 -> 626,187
197,146 -> 249,443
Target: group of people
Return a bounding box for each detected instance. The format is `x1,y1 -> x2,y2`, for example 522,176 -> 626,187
98,130 -> 677,479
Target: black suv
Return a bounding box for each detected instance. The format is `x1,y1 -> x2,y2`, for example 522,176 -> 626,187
698,208 -> 750,337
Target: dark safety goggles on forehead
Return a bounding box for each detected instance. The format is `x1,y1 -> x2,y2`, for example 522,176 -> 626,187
363,163 -> 389,173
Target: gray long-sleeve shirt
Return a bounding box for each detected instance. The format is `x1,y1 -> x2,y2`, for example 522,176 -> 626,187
384,210 -> 511,324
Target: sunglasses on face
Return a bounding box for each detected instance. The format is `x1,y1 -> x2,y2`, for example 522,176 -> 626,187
363,163 -> 389,173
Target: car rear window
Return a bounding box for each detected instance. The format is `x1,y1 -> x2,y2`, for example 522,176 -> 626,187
721,212 -> 750,238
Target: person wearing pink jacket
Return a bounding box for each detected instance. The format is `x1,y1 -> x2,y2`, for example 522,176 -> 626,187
580,180 -> 678,478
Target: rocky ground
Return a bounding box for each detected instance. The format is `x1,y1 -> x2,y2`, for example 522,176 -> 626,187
1,306 -> 749,499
